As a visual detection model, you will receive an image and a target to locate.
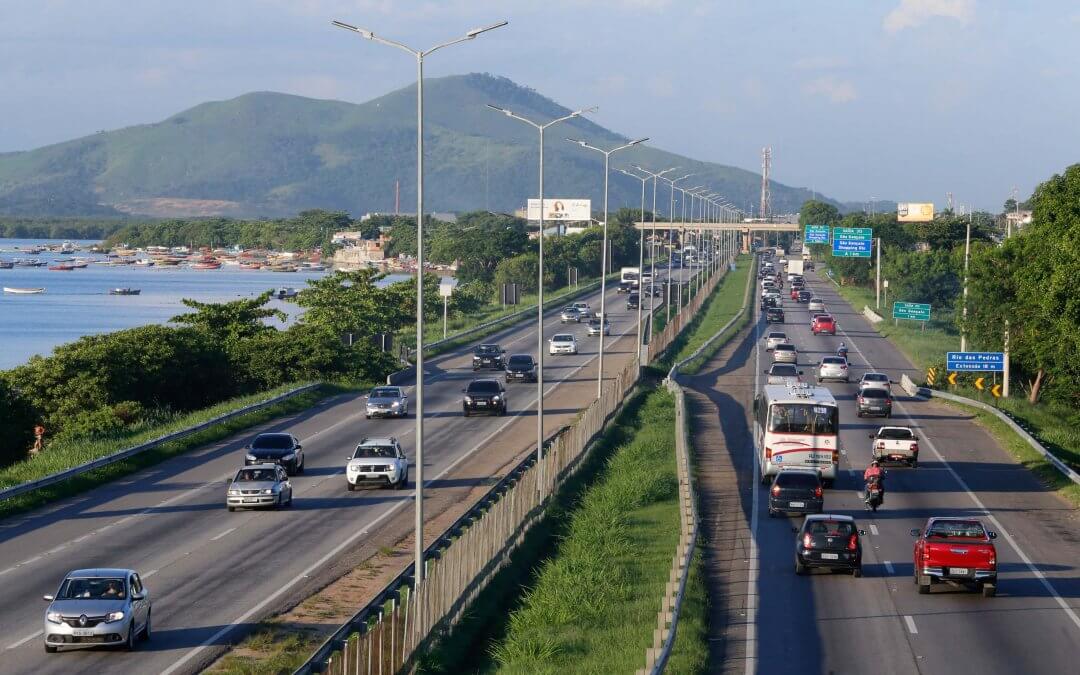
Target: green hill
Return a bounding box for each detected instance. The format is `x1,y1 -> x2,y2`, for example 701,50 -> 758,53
0,73 -> 835,218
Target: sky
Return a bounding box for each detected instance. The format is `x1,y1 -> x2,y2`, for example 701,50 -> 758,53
2,0 -> 1077,211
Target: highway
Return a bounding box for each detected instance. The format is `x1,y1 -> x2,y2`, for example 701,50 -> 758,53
687,266 -> 1080,674
0,266 -> 697,674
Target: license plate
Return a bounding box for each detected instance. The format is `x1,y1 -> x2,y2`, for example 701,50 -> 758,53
365,474 -> 382,479
950,567 -> 969,575
789,501 -> 805,508
73,629 -> 95,637
476,401 -> 487,406
243,498 -> 258,503
821,553 -> 839,560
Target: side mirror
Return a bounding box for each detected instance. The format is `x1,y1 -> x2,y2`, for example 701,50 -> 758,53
763,370 -> 769,375
43,594 -> 54,602
868,434 -> 876,439
858,530 -> 866,536
798,370 -> 804,375
502,349 -> 506,353
790,526 -> 799,534
131,592 -> 145,601
402,395 -> 408,399
295,444 -> 302,450
363,395 -> 369,399
909,529 -> 920,537
988,531 -> 998,540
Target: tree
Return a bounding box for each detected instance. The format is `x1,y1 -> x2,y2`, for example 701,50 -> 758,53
170,291 -> 284,345
494,253 -> 539,294
881,250 -> 960,308
799,200 -> 841,227
0,377 -> 36,466
294,269 -> 404,338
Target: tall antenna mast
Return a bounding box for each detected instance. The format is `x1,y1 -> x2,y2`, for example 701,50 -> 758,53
760,146 -> 772,221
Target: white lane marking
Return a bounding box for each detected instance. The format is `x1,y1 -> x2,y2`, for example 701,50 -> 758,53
835,290 -> 1080,635
870,524 -> 879,536
143,569 -> 159,579
160,291 -> 642,675
745,303 -> 761,675
0,567 -> 14,577
210,527 -> 237,542
884,560 -> 894,574
6,630 -> 42,650
20,555 -> 41,565
903,615 -> 918,634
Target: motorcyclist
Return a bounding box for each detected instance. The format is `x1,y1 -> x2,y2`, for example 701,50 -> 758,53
837,341 -> 848,358
863,460 -> 885,503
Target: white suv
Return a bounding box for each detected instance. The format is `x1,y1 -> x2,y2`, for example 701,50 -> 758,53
549,333 -> 578,355
346,437 -> 408,491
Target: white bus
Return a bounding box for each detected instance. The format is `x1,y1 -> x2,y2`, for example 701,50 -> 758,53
753,383 -> 840,484
620,267 -> 640,284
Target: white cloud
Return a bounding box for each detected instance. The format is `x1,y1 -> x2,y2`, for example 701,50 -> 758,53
883,0 -> 975,33
801,76 -> 857,104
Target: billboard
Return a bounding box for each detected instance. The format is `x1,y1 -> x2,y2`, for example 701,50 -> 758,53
897,202 -> 935,222
527,198 -> 591,221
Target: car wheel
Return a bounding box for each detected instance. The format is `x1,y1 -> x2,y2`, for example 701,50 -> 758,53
142,610 -> 152,641
125,620 -> 137,651
44,642 -> 57,654
910,459 -> 918,468
228,506 -> 235,512
917,578 -> 932,594
982,582 -> 997,598
852,566 -> 862,578
347,481 -> 355,491
768,508 -> 776,518
856,411 -> 863,418
463,410 -> 470,417
286,491 -> 293,507
365,414 -> 371,419
795,558 -> 807,576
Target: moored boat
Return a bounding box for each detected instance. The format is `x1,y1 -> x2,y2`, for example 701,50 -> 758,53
192,260 -> 222,270
3,287 -> 46,294
109,287 -> 142,295
48,264 -> 76,271
274,287 -> 298,299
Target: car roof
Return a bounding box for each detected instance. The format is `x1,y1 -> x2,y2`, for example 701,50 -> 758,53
359,436 -> 397,446
66,568 -> 136,578
804,514 -> 855,523
240,462 -> 283,470
553,334 -> 574,339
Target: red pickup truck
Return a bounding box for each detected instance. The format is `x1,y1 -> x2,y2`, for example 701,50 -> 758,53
911,517 -> 998,597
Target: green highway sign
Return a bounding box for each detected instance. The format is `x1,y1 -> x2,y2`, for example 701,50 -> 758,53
893,301 -> 931,321
804,224 -> 830,244
832,227 -> 873,258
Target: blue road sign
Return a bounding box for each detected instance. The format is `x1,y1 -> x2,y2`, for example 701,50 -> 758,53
832,227 -> 872,258
804,225 -> 830,244
947,351 -> 1005,372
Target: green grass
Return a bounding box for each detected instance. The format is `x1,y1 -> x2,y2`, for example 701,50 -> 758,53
664,548 -> 709,674
0,382 -> 362,521
208,623 -> 323,675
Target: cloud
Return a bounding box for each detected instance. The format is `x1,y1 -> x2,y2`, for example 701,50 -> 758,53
883,0 -> 975,33
801,76 -> 857,104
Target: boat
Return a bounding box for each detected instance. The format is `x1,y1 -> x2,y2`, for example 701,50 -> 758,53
48,264 -> 76,271
0,261 -> 12,269
192,261 -> 222,270
3,287 -> 45,294
134,258 -> 155,267
269,264 -> 298,273
109,288 -> 141,296
300,262 -> 326,271
274,287 -> 298,299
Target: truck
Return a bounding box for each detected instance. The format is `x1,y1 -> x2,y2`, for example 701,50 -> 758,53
911,517 -> 998,597
786,259 -> 804,276
869,426 -> 919,466
619,267 -> 639,293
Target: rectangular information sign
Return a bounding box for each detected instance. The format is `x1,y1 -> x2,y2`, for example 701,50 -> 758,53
804,224 -> 830,244
892,301 -> 931,321
527,198 -> 591,221
832,227 -> 872,258
946,352 -> 1005,372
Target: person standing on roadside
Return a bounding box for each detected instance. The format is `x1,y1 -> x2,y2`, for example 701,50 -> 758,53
31,423 -> 45,455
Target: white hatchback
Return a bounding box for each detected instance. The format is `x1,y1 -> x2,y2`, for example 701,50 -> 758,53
765,331 -> 788,351
808,298 -> 825,312
549,333 -> 578,355
859,372 -> 891,391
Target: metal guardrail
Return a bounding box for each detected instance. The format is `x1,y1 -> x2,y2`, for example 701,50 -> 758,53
644,255 -> 755,675
0,383 -> 321,503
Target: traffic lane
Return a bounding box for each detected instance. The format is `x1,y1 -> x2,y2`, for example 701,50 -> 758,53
0,285 -> 648,669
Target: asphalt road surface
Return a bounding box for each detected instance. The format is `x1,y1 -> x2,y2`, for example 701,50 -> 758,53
687,266 -> 1080,675
0,265 -> 700,674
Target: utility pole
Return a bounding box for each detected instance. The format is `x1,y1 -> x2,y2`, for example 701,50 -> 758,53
960,214 -> 971,351
1003,319 -> 1010,398
760,147 -> 772,222
875,237 -> 882,310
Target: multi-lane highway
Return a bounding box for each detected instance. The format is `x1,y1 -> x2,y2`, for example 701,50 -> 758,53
0,267 -> 698,674
687,265 -> 1080,674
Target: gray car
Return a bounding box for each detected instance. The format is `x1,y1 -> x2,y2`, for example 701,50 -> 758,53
365,386 -> 408,419
765,362 -> 804,385
227,464 -> 293,511
560,306 -> 582,323
818,356 -> 850,382
43,569 -> 151,652
772,343 -> 799,364
808,298 -> 825,312
586,317 -> 611,336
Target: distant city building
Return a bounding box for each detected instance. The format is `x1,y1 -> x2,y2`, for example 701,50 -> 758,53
331,233 -> 389,269
360,211 -> 457,223
1005,210 -> 1033,230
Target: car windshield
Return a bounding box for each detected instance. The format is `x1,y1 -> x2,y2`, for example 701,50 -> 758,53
768,332 -> 786,340
353,445 -> 397,459
776,472 -> 819,488
927,520 -> 986,539
57,577 -> 127,600
553,335 -> 573,342
769,403 -> 839,434
562,307 -> 577,313
770,364 -> 798,375
806,520 -> 854,537
775,344 -> 795,352
475,345 -> 500,355
371,388 -> 400,398
236,468 -> 277,482
507,355 -> 533,366
878,427 -> 913,439
815,316 -> 834,323
864,374 -> 889,382
251,434 -> 293,449
861,389 -> 889,399
468,381 -> 500,393
822,357 -> 846,365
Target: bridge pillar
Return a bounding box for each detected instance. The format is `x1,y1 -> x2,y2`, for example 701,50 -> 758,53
741,228 -> 751,254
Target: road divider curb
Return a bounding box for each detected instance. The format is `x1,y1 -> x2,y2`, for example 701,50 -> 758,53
863,306 -> 884,324
0,383 -> 321,504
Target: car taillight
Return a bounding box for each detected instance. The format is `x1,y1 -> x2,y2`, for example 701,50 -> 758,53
803,533 -> 814,549
765,447 -> 773,460
772,485 -> 781,496
989,555 -> 996,567
848,534 -> 858,551
885,398 -> 892,405
840,364 -> 847,369
814,486 -> 823,498
832,450 -> 839,464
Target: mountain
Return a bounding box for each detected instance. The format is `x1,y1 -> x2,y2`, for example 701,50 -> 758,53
0,74 -> 839,218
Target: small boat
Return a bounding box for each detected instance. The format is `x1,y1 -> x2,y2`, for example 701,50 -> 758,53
134,258 -> 155,267
3,287 -> 45,294
270,264 -> 298,273
109,287 -> 141,296
192,261 -> 222,270
48,264 -> 76,271
0,261 -> 12,269
300,262 -> 326,271
274,287 -> 298,299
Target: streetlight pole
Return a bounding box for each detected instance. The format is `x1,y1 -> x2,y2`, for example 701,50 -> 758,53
960,213 -> 972,351
660,173 -> 694,323
566,137 -> 648,398
617,167 -> 650,377
333,17 -> 506,589
633,165 -> 678,316
486,103 -> 595,497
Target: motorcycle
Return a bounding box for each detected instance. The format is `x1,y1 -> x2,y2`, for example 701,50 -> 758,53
864,476 -> 884,511
837,345 -> 849,359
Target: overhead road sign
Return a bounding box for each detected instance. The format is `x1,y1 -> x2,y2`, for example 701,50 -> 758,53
893,301 -> 931,321
804,225 -> 830,244
897,202 -> 935,222
946,351 -> 1005,372
832,227 -> 873,258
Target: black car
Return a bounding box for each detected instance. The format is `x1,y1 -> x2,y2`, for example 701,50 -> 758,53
794,514 -> 864,577
472,344 -> 506,371
626,292 -> 640,310
505,354 -> 537,383
462,379 -> 507,416
245,432 -> 305,475
856,388 -> 893,417
768,468 -> 823,517
766,307 -> 785,323
761,296 -> 779,310
797,290 -> 812,303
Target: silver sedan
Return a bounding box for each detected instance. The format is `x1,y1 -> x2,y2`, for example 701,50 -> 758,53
43,569 -> 151,652
226,464 -> 293,511
818,356 -> 850,382
772,343 -> 798,364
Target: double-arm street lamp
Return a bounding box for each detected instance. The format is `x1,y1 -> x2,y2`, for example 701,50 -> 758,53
632,165 -> 678,302
485,103 -> 595,497
616,167 -> 650,376
332,17 -> 507,588
660,173 -> 694,322
566,137 -> 648,398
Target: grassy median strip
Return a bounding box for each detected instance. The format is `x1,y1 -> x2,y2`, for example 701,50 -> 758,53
0,382 -> 357,521
417,386 -> 678,674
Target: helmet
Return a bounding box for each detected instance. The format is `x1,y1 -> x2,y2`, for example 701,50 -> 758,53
870,459 -> 880,467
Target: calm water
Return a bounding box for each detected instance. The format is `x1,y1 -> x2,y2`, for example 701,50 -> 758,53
0,239 -> 410,370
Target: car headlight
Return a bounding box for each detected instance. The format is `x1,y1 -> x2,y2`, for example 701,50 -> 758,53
245,453 -> 257,461
464,396 -> 472,403
228,489 -> 240,496
281,453 -> 295,461
105,610 -> 125,623
390,401 -> 400,407
263,488 -> 274,495
46,611 -> 62,624
492,395 -> 500,402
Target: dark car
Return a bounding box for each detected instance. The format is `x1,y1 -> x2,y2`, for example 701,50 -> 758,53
766,307 -> 785,323
794,514 -> 865,577
798,290 -> 812,303
472,344 -> 506,371
856,388 -> 893,417
245,432 -> 304,475
462,379 -> 507,416
768,468 -> 823,517
626,292 -> 640,310
505,354 -> 537,383
760,296 -> 779,310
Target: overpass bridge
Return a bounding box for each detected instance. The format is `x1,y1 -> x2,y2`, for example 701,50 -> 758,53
633,221 -> 800,252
